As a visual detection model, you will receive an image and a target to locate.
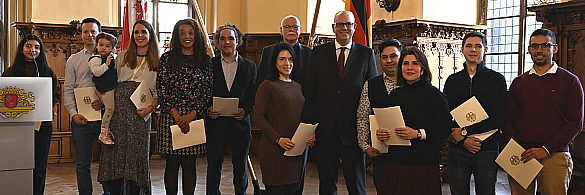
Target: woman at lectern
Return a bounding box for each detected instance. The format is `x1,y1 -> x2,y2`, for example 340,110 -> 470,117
2,34 -> 61,195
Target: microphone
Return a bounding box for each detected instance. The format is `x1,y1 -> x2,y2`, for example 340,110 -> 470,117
18,29 -> 40,77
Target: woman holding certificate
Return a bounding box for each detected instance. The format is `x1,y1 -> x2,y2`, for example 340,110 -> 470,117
376,47 -> 451,195
251,42 -> 307,195
2,34 -> 60,195
98,20 -> 159,194
155,18 -> 212,195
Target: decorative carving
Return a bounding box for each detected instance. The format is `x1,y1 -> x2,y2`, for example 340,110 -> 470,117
477,0 -> 488,25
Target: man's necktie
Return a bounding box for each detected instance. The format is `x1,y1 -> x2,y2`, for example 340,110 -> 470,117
338,47 -> 346,77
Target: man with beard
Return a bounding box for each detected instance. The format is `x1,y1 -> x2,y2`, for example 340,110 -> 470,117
356,39 -> 401,193
503,28 -> 584,195
206,23 -> 257,195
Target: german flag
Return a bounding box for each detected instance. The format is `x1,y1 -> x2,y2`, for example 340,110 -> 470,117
346,0 -> 371,47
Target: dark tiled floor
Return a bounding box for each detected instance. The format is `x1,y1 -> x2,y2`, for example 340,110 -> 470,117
45,154 -> 512,194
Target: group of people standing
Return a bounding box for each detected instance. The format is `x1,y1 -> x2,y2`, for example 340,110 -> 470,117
5,8 -> 583,195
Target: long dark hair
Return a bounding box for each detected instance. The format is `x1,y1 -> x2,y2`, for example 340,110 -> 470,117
266,42 -> 297,81
7,34 -> 53,77
396,46 -> 432,86
168,18 -> 210,71
121,20 -> 159,71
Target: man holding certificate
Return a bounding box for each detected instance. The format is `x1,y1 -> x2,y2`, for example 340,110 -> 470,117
63,18 -> 105,195
503,29 -> 584,195
206,24 -> 257,195
356,39 -> 402,192
443,32 -> 508,195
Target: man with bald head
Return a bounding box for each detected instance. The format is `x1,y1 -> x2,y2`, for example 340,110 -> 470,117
302,11 -> 377,194
256,15 -> 312,86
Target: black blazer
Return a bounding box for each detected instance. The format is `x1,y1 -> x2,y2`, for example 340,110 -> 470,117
206,55 -> 257,134
302,41 -> 378,146
256,42 -> 312,86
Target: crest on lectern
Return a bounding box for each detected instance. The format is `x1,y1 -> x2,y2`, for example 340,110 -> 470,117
0,86 -> 36,119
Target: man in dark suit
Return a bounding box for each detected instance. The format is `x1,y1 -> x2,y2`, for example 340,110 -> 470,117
206,23 -> 257,195
302,11 -> 378,195
256,15 -> 312,86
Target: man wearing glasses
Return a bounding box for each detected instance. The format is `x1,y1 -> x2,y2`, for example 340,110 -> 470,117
504,28 -> 583,195
302,11 -> 377,195
256,15 -> 312,86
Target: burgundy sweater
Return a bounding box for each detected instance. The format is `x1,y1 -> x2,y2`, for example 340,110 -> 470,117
503,66 -> 584,153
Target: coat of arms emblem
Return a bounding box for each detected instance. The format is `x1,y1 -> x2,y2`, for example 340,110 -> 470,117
466,112 -> 476,123
0,86 -> 36,118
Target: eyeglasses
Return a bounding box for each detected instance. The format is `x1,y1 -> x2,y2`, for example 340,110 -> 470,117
282,25 -> 300,29
334,22 -> 355,28
528,43 -> 556,49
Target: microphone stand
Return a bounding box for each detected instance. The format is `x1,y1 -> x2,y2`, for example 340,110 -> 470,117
18,29 -> 39,77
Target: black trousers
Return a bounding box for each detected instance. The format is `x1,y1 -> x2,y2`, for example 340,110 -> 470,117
33,124 -> 53,195
206,130 -> 252,195
315,134 -> 367,195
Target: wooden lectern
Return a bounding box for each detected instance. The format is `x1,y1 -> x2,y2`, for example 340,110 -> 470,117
0,77 -> 52,194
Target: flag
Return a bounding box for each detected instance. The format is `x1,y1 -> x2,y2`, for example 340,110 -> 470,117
345,0 -> 371,47
121,0 -> 147,50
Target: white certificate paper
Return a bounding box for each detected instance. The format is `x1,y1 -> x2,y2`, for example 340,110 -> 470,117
213,97 -> 239,117
74,87 -> 101,121
131,82 -> 153,109
450,96 -> 489,128
284,123 -> 319,156
496,138 -> 543,189
369,115 -> 388,153
130,82 -> 154,121
171,119 -> 206,150
469,129 -> 498,141
373,106 -> 411,146
34,122 -> 42,131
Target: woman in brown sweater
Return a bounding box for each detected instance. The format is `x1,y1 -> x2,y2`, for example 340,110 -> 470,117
2,34 -> 60,195
251,42 -> 307,195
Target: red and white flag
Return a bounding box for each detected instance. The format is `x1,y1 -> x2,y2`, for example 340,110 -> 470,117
121,0 -> 147,50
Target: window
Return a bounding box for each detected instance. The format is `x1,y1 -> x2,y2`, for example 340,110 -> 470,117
156,0 -> 191,54
122,0 -> 191,55
485,0 -> 551,87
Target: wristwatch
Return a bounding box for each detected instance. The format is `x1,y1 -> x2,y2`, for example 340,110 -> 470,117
461,128 -> 468,136
417,130 -> 422,139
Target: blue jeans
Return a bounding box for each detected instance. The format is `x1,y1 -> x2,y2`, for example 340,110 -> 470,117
448,148 -> 499,195
71,120 -> 101,195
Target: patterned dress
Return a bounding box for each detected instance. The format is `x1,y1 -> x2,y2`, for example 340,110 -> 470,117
156,52 -> 212,155
98,81 -> 152,194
